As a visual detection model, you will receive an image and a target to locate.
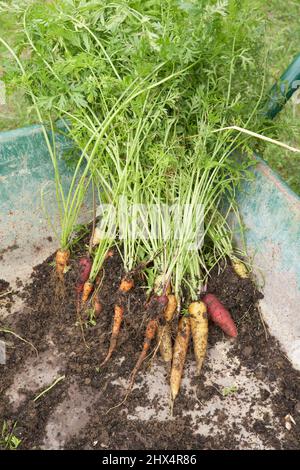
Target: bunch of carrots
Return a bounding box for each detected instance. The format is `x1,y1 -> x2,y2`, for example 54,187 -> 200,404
71,241 -> 246,405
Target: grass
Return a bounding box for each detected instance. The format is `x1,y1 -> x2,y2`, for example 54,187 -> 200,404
0,326 -> 38,356
0,420 -> 21,450
259,0 -> 300,194
0,1 -> 299,194
222,385 -> 238,397
0,4 -> 35,130
33,375 -> 65,402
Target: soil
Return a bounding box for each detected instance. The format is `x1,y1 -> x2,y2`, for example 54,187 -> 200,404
0,243 -> 300,450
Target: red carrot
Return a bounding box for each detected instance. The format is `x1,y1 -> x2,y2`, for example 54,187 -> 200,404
203,293 -> 237,338
76,257 -> 92,294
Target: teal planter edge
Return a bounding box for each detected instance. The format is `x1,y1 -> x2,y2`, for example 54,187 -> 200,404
1,122 -> 299,202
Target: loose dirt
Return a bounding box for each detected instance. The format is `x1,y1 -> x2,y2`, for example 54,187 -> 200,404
0,245 -> 299,450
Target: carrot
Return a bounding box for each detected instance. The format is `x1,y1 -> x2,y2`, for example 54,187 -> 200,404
100,304 -> 124,366
189,301 -> 208,375
92,271 -> 104,316
74,258 -> 92,348
145,291 -> 169,313
157,294 -> 177,362
203,293 -> 237,337
105,249 -> 114,259
127,318 -> 158,391
91,227 -> 101,247
76,257 -> 92,327
106,317 -> 160,412
170,315 -> 191,403
232,260 -> 248,279
55,249 -> 70,279
157,323 -> 173,362
76,257 -> 92,294
82,280 -> 94,303
100,275 -> 134,367
93,291 -> 102,316
119,277 -> 134,293
164,294 -> 178,322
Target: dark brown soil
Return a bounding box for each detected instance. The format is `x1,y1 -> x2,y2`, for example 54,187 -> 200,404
0,279 -> 14,312
0,279 -> 10,294
0,246 -> 300,450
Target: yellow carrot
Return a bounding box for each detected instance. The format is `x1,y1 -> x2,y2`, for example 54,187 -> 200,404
158,294 -> 177,362
164,294 -> 177,322
189,301 -> 208,375
170,315 -> 191,402
232,260 -> 248,279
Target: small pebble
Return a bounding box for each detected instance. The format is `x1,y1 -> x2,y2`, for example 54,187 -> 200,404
255,369 -> 265,381
242,345 -> 253,358
84,378 -> 91,385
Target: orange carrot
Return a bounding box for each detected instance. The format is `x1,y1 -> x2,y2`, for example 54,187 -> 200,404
55,249 -> 70,279
203,293 -> 237,337
127,318 -> 158,391
105,318 -> 159,412
76,257 -> 92,324
105,249 -> 114,259
100,276 -> 134,367
93,291 -> 102,316
82,281 -> 94,303
119,277 -> 134,293
92,272 -> 103,317
100,304 -> 124,366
